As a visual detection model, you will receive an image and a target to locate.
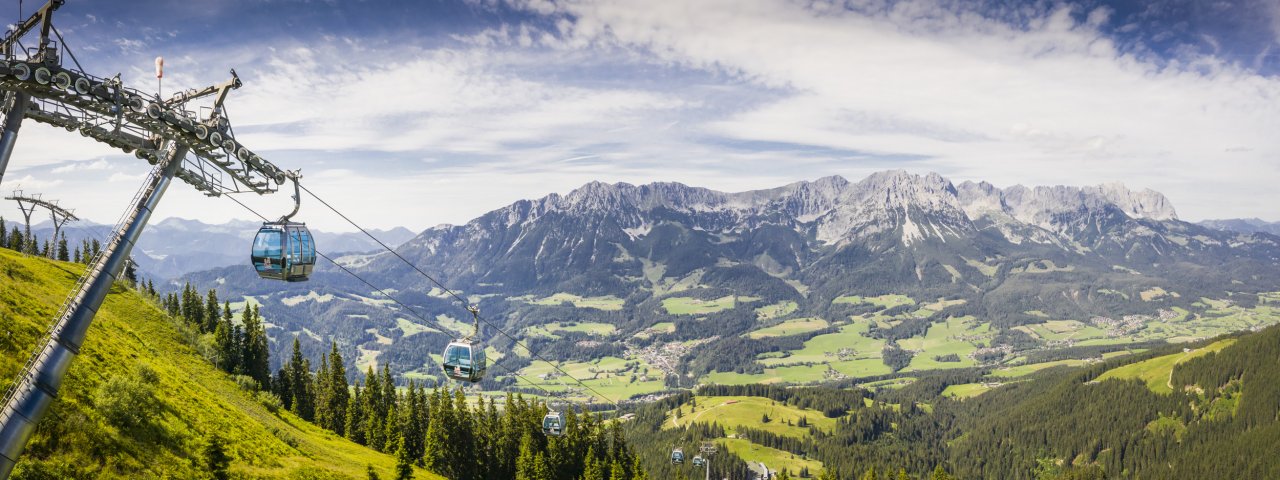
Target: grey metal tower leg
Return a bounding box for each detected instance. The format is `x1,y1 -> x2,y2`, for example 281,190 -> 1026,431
0,144 -> 187,478
0,92 -> 29,185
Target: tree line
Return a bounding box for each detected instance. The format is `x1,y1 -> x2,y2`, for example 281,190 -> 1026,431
161,285 -> 650,479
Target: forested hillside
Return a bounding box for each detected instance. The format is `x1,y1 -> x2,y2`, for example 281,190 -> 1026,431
0,247 -> 648,480
621,324 -> 1280,479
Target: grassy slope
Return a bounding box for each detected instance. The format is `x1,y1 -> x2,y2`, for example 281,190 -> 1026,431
666,396 -> 837,438
747,318 -> 829,339
0,248 -> 439,479
1096,338 -> 1236,393
664,395 -> 828,476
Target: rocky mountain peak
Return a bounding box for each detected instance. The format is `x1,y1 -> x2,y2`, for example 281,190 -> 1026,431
1090,183 -> 1177,221
848,170 -> 960,211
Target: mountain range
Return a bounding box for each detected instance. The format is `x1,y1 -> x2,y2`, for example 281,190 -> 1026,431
1197,218 -> 1280,235
175,171 -> 1280,385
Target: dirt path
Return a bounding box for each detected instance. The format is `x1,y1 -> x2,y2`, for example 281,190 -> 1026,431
672,401 -> 728,429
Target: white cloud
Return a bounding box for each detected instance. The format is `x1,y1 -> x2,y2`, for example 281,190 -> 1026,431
51,158 -> 113,174
483,0 -> 1280,222
4,0 -> 1279,232
5,174 -> 63,190
107,172 -> 146,182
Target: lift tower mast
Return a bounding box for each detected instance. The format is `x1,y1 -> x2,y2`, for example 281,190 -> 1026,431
5,190 -> 78,257
0,2 -> 300,477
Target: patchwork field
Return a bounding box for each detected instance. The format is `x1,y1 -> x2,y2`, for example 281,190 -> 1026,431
747,318 -> 829,339
663,295 -> 760,315
832,294 -> 915,309
509,356 -> 666,403
898,316 -> 989,371
513,292 -> 625,311
942,382 -> 997,399
755,301 -> 799,320
525,321 -> 618,338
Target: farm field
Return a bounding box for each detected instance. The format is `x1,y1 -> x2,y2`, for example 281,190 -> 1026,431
942,383 -> 997,399
511,356 -> 666,402
755,301 -> 799,320
525,321 -> 617,338
513,292 -> 625,311
759,319 -> 884,367
899,316 -> 989,371
832,294 -> 915,309
663,295 -> 761,315
747,317 -> 829,339
634,322 -> 675,339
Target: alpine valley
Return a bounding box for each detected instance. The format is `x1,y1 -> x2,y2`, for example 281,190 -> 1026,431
176,170 -> 1280,398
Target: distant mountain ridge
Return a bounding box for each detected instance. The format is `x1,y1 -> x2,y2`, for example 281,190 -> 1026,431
381,170 -> 1268,298
16,217 -> 417,279
1198,218 -> 1280,235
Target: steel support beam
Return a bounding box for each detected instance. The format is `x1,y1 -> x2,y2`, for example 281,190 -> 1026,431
0,142 -> 187,479
0,93 -> 30,185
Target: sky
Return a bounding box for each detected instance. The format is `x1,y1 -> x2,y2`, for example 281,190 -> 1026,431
0,0 -> 1277,232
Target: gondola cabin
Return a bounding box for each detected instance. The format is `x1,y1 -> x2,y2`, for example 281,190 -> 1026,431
671,448 -> 684,465
442,340 -> 487,382
251,222 -> 315,281
542,412 -> 564,436
692,455 -> 705,467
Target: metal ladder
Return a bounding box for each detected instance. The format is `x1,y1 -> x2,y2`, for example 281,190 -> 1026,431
0,158 -> 166,406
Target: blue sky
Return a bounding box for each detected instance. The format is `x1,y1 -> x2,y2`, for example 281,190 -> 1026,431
1,0 -> 1278,231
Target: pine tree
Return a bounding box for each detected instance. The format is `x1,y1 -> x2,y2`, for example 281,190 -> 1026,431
204,290 -> 220,333
10,227 -> 24,251
288,339 -> 314,420
346,382 -> 365,444
422,388 -> 449,474
608,460 -> 627,480
315,354 -> 332,430
90,238 -> 101,257
213,313 -> 239,374
860,466 -> 878,480
394,435 -> 414,480
0,217 -> 5,247
582,446 -> 605,480
73,246 -> 80,263
123,258 -> 137,286
515,432 -> 541,480
203,434 -> 231,480
364,366 -> 386,451
327,341 -> 350,435
450,388 -> 477,480
242,305 -> 271,387
56,233 -> 68,261
929,465 -> 955,480
777,470 -> 792,480
818,468 -> 839,480
631,457 -> 648,480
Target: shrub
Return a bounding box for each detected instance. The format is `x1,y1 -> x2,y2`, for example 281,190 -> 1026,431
257,391 -> 284,414
95,367 -> 161,432
233,374 -> 259,392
